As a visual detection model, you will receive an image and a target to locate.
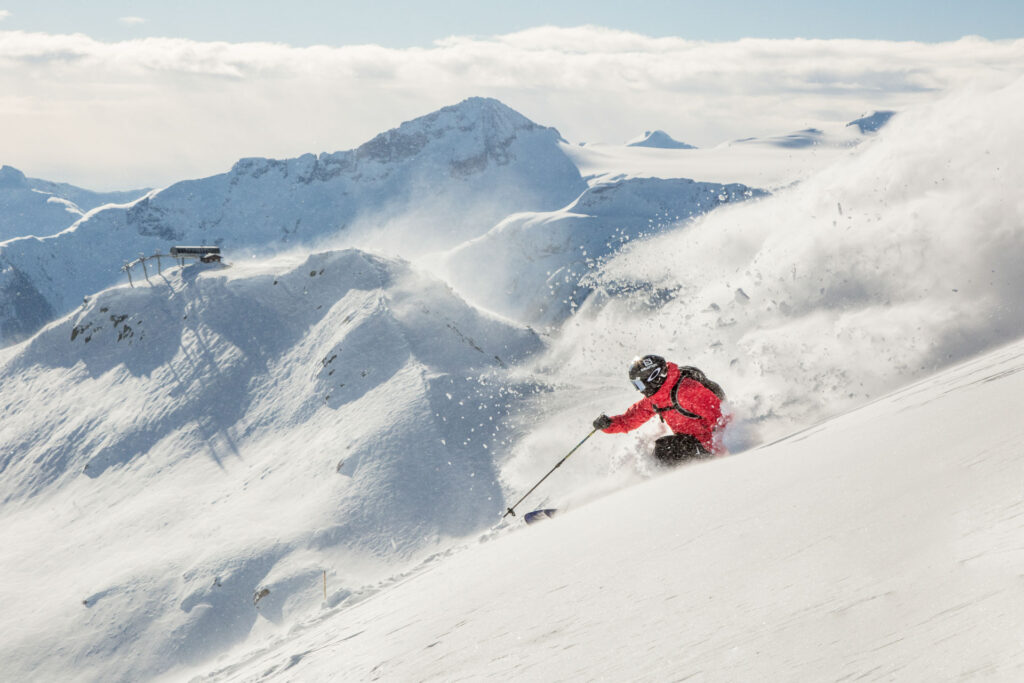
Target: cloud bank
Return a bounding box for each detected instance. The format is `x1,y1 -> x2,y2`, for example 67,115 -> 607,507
1,27 -> 1022,189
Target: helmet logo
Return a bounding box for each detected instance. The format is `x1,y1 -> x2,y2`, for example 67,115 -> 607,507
629,354 -> 668,396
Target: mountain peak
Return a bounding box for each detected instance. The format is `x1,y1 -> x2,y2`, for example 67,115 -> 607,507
627,130 -> 696,150
354,97 -> 564,168
846,110 -> 896,134
446,96 -> 529,119
0,165 -> 28,188
424,97 -> 541,134
0,97 -> 587,346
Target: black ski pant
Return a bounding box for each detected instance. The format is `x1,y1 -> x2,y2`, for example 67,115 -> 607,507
654,434 -> 711,466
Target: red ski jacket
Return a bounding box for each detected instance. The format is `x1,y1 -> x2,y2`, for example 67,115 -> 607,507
602,362 -> 724,451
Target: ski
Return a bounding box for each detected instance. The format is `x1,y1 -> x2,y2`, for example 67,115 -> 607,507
524,508 -> 558,524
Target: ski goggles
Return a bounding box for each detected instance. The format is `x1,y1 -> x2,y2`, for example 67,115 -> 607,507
631,377 -> 647,391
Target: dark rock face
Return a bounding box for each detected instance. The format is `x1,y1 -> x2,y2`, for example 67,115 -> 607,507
0,265 -> 55,344
847,111 -> 896,134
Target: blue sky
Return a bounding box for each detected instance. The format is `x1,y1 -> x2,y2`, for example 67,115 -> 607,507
1,0 -> 1022,46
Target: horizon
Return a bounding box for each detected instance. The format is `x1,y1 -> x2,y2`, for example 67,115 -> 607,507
1,3 -> 1023,190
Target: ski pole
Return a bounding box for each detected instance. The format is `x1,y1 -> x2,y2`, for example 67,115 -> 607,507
503,428 -> 598,519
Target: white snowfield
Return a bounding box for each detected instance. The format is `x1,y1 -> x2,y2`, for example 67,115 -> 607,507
563,120 -> 864,192
0,74 -> 1023,682
198,335 -> 1024,682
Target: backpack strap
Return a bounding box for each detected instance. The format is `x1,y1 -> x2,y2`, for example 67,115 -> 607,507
653,376 -> 702,421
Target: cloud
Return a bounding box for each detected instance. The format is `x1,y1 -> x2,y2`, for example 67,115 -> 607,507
0,27 -> 1022,189
118,17 -> 146,25
0,11 -> 10,21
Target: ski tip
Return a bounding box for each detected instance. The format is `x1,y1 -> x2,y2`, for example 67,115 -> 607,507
523,508 -> 559,525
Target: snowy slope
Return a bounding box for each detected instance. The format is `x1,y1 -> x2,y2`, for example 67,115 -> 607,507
0,97 -> 585,346
197,333 -> 1024,682
22,170 -> 148,213
438,176 -> 765,327
0,165 -> 84,240
2,74 -> 1022,683
0,249 -> 544,682
0,164 -> 146,241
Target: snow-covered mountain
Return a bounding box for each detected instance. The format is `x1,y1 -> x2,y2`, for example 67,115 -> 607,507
2,74 -> 1023,682
562,114 -> 886,192
0,164 -> 147,241
729,126 -> 856,149
723,111 -> 895,152
626,129 -> 697,149
0,248 -> 543,681
0,97 -> 586,346
0,100 -> 899,348
439,176 -> 765,326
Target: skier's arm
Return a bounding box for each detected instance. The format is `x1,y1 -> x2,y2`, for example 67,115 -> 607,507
603,398 -> 655,433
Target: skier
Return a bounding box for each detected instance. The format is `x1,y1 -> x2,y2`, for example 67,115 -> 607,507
593,354 -> 727,465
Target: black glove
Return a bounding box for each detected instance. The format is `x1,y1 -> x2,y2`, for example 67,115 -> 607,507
593,414 -> 613,430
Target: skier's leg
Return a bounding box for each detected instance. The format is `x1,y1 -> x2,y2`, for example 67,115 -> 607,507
654,434 -> 710,466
